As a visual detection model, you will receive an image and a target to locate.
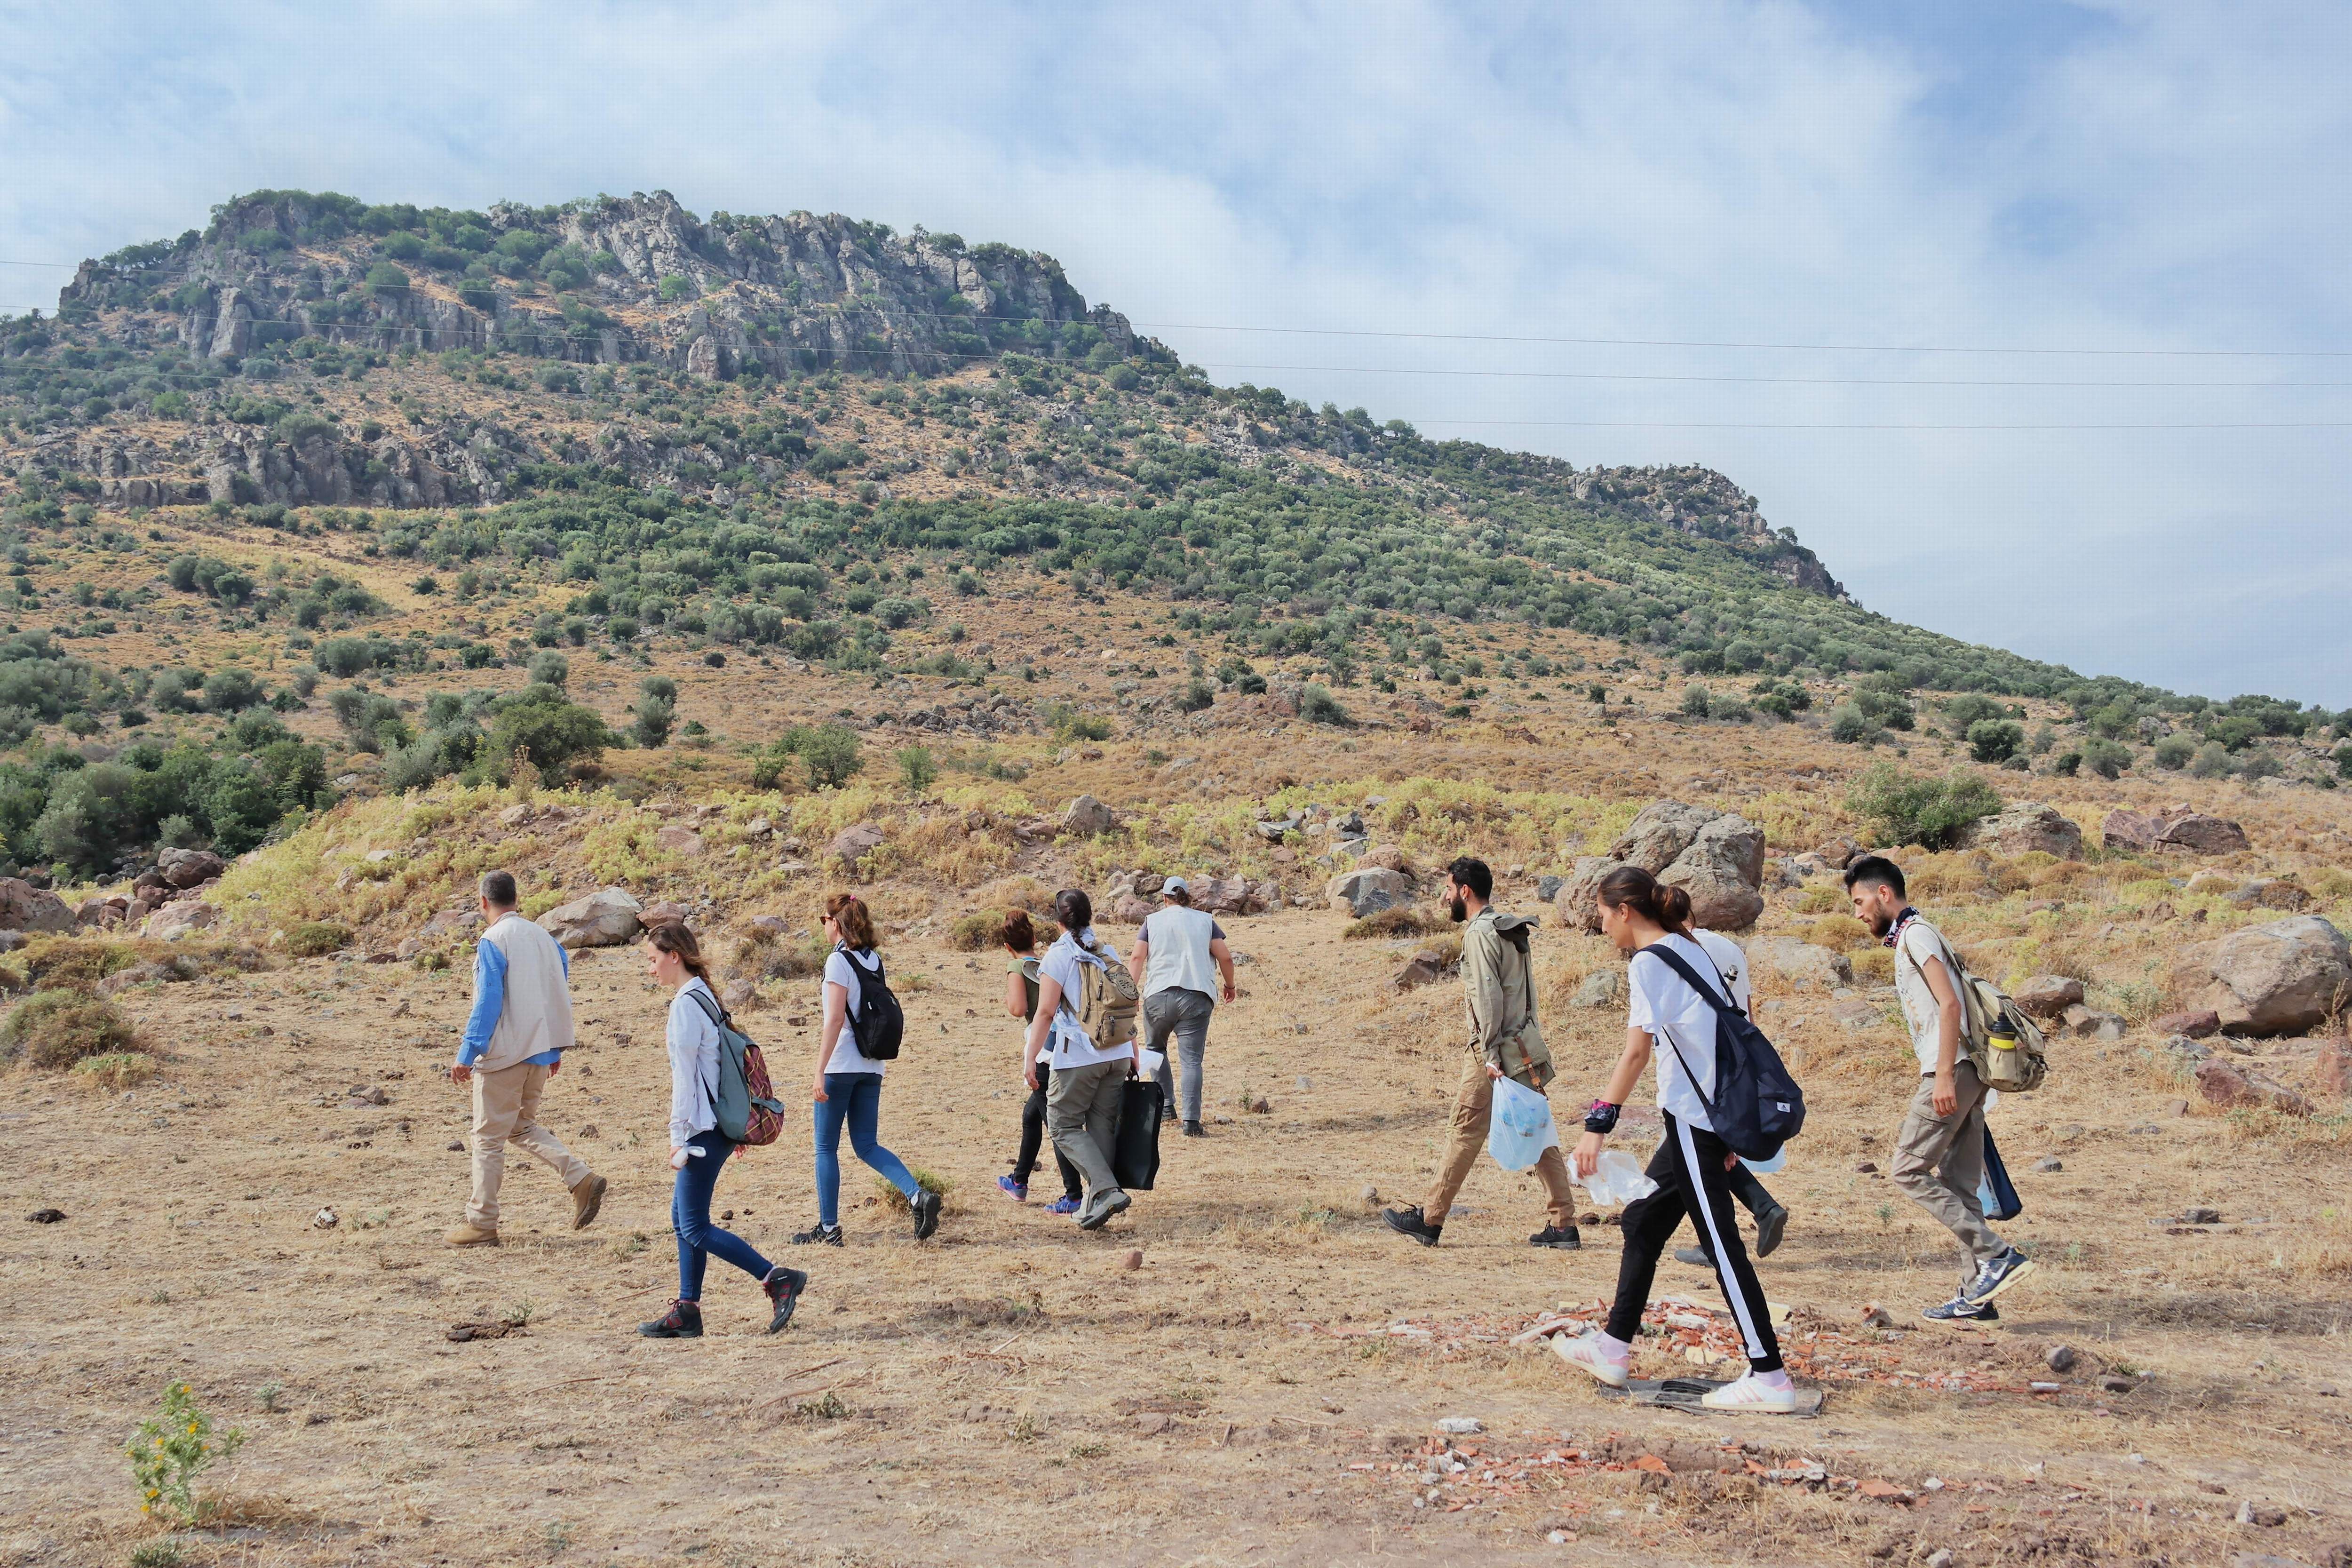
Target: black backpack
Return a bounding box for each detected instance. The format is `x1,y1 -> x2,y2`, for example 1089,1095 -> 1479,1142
841,947 -> 904,1062
1639,942 -> 1806,1162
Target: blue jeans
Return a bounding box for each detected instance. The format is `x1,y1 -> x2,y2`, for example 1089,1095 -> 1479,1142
672,1135 -> 774,1301
815,1072 -> 917,1227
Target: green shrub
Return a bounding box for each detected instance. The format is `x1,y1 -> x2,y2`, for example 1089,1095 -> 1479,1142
1343,907 -> 1434,939
126,1381 -> 243,1526
754,723 -> 864,790
875,1164 -> 953,1212
948,911 -> 1011,951
1,989 -> 141,1070
285,921 -> 351,957
2080,737 -> 2132,780
2050,749 -> 2083,776
2152,733 -> 2197,770
1045,703 -> 1112,743
2188,741 -> 2233,779
1966,719 -> 2026,764
1681,684 -> 1712,718
73,1051 -> 157,1090
1298,684 -> 1351,726
895,746 -> 937,793
1828,702 -> 1880,745
1845,761 -> 2001,851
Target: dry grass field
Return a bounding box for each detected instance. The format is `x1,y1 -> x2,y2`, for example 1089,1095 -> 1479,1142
4,706 -> 2351,1566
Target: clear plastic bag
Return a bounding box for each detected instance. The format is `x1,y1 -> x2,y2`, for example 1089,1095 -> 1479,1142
1486,1075 -> 1561,1171
1577,1148 -> 1661,1206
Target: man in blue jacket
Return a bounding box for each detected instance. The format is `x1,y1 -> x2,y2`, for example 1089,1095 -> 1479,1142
444,871 -> 605,1246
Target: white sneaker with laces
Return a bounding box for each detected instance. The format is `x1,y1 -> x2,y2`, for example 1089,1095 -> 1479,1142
1699,1372 -> 1800,1413
1549,1331 -> 1631,1388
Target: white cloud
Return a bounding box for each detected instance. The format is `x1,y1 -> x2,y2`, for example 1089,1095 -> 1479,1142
3,0 -> 2346,700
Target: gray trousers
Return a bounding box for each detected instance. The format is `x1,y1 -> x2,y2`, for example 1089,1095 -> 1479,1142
1890,1059 -> 2004,1288
1145,987 -> 1215,1124
1046,1058 -> 1128,1210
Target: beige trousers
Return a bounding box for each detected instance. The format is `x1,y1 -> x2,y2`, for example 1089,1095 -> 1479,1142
467,1060 -> 589,1229
1422,1051 -> 1578,1229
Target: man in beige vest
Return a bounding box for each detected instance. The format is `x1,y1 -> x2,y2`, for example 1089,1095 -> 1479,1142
445,871 -> 605,1246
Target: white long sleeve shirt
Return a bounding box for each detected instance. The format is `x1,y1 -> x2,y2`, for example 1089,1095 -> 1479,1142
665,976 -> 722,1149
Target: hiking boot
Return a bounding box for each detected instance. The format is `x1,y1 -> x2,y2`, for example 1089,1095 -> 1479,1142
1381,1206 -> 1442,1247
443,1222 -> 500,1247
762,1266 -> 809,1334
1182,1120 -> 1206,1138
1078,1190 -> 1132,1231
1962,1246 -> 2037,1304
570,1173 -> 608,1231
791,1221 -> 844,1246
1044,1195 -> 1082,1216
1528,1225 -> 1582,1251
638,1299 -> 702,1338
1674,1245 -> 1714,1268
1753,1202 -> 1789,1258
1922,1295 -> 2000,1325
911,1188 -> 942,1241
997,1174 -> 1029,1202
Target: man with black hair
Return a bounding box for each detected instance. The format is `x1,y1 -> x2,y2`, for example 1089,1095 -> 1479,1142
1383,857 -> 1581,1250
1846,854 -> 2033,1321
444,870 -> 603,1247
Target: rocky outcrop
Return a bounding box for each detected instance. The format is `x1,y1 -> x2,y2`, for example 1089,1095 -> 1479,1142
2011,976 -> 2086,1020
826,823 -> 886,864
1061,796 -> 1118,836
2104,805 -> 2250,856
158,847 -> 228,888
2193,1058 -> 2310,1115
1753,937 -> 1853,988
1961,802 -> 2083,860
540,886 -> 644,949
0,877 -> 76,934
2170,916 -> 2352,1037
1555,801 -> 1766,931
144,900 -> 220,940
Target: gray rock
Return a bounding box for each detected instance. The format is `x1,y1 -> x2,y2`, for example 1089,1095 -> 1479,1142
1609,800 -> 1718,873
2012,975 -> 2085,1019
1191,876 -> 1267,917
1754,937 -> 1853,988
2172,915 -> 2352,1036
2193,1057 -> 2311,1115
1556,801 -> 1767,932
826,821 -> 887,863
1962,802 -> 2084,860
144,900 -> 220,941
2033,1155 -> 2063,1172
1328,867 -> 1411,918
1554,855 -> 1622,933
1570,969 -> 1626,1009
539,885 -> 644,949
2102,808 -> 2164,852
2160,1034 -> 2211,1064
1061,795 -> 1118,836
2059,1004 -> 2126,1042
1535,875 -> 1567,904
655,825 -> 704,855
2044,1343 -> 2076,1371
0,878 -> 74,934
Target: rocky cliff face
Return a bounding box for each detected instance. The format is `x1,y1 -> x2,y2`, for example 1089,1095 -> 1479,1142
1569,464 -> 1844,598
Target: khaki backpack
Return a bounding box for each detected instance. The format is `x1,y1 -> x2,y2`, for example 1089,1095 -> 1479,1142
1903,926 -> 2049,1093
1065,942 -> 1140,1050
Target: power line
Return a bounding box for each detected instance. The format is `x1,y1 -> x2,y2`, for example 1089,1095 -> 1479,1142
1401,417 -> 2352,431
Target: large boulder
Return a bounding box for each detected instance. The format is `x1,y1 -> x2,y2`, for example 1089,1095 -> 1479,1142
2102,809 -> 2163,852
2156,810 -> 2250,856
1327,867 -> 1410,918
1962,802 -> 2084,860
2012,975 -> 2086,1019
540,886 -> 645,950
1556,801 -> 1766,931
0,877 -> 74,933
158,847 -> 229,889
1192,876 -> 1269,917
2170,915 -> 2352,1036
1753,937 -> 1853,988
144,900 -> 219,941
1061,795 -> 1118,836
826,822 -> 886,864
2193,1057 -> 2310,1115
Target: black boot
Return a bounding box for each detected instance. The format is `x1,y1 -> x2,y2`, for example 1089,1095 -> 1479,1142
1382,1206 -> 1442,1247
1528,1225 -> 1582,1250
638,1299 -> 703,1338
762,1267 -> 808,1334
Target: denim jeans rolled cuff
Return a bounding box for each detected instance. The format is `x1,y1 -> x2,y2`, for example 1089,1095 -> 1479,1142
672,1134 -> 773,1301
815,1071 -> 918,1227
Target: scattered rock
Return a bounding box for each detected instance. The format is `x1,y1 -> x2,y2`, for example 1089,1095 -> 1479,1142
498,803 -> 534,828
2161,1035 -> 2213,1066
158,846 -> 229,888
1359,844 -> 1410,874
25,1208 -> 64,1224
1435,1417 -> 1483,1435
1812,836 -> 1863,869
2193,1058 -> 2311,1115
2312,1041 -> 2352,1098
721,979 -> 758,1011
1109,894 -> 1154,925
446,1320 -> 512,1343
2172,916 -> 2352,1037
1962,802 -> 2084,860
654,825 -> 704,855
826,822 -> 887,863
143,900 -> 221,941
2180,1206 -> 2222,1225
2045,1344 -> 2076,1372
2234,1500 -> 2288,1528
1060,796 -> 1118,836
1859,1304 -> 1895,1329
539,886 -> 644,949
2012,975 -> 2086,1019
1327,867 -> 1411,918
312,1207 -> 339,1229
1570,969 -> 1626,1009
1132,1412 -> 1174,1436
2231,878 -> 2311,912
2158,810 -> 2251,856
2033,1156 -> 2063,1173
2098,1373 -> 2137,1394
1394,949 -> 1454,991
2151,1009 -> 2222,1039
2059,1004 -> 2126,1042
1535,875 -> 1566,903
1754,937 -> 1854,988
1190,876 -> 1269,916
345,1084 -> 389,1107
1121,1249 -> 1143,1271
1925,1551 -> 1955,1568
447,1140 -> 464,1152
2101,809 -> 2165,852
1853,1161 -> 1878,1174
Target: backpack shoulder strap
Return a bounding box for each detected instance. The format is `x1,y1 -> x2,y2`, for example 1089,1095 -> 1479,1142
1638,942 -> 1738,1016
685,985 -> 728,1031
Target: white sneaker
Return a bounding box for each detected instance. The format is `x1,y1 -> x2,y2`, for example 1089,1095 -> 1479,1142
1699,1373 -> 1800,1414
1549,1331 -> 1630,1389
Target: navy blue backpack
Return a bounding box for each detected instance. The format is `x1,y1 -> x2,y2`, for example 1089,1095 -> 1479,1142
1640,943 -> 1807,1162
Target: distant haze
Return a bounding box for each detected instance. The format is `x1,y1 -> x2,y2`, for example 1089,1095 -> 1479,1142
4,2 -> 2346,703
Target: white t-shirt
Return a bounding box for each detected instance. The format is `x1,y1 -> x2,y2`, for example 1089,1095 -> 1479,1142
1628,933 -> 1741,1132
1691,929 -> 1752,1016
822,947 -> 887,1075
1039,930 -> 1133,1069
1891,919 -> 1955,1076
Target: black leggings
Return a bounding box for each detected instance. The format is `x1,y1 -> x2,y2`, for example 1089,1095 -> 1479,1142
1015,1075 -> 1083,1201
1607,1113 -> 1783,1373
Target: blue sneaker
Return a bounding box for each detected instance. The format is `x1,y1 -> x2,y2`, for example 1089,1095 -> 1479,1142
997,1174 -> 1029,1202
1044,1195 -> 1081,1216
1922,1295 -> 2000,1325
1963,1247 -> 2037,1304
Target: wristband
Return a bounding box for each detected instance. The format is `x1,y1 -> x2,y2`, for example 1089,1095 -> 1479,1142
1582,1100 -> 1621,1135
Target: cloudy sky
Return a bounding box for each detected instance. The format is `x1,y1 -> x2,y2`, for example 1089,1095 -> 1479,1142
3,2 -> 2346,702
